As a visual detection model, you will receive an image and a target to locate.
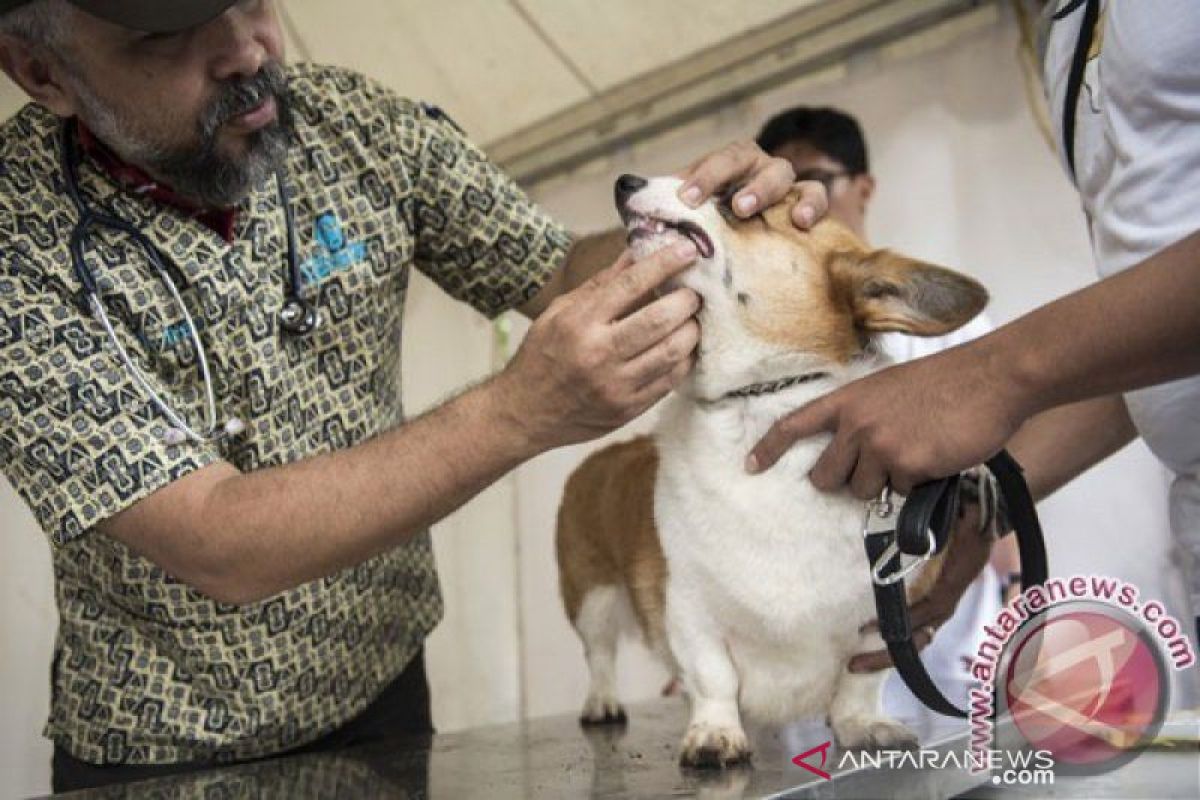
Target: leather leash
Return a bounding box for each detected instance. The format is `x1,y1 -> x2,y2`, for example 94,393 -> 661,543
861,450 -> 1049,718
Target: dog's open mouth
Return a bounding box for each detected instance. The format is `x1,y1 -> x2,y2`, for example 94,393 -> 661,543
625,214 -> 715,259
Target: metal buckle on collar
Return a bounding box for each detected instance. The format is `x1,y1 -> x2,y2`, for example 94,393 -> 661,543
862,487 -> 935,587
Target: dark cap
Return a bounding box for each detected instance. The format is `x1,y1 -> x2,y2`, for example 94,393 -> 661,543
0,1 -> 238,34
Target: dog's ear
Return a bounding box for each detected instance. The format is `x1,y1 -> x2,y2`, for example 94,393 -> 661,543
832,249 -> 989,336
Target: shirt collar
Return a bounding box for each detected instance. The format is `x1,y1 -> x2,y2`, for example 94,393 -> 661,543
75,120 -> 238,243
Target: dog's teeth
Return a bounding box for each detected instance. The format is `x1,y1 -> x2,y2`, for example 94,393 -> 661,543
655,220 -> 666,233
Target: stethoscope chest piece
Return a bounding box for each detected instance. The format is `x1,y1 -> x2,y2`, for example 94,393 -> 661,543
58,117 -> 318,447
279,297 -> 321,336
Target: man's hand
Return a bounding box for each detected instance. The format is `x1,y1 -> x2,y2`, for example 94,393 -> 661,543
849,503 -> 995,673
747,340 -> 1030,496
749,229 -> 1200,496
497,241 -> 702,450
523,140 -> 830,320
677,138 -> 828,229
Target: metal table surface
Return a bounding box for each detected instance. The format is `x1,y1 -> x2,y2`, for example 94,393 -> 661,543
45,699 -> 1199,799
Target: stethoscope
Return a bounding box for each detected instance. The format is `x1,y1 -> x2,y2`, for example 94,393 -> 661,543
59,118 -> 321,446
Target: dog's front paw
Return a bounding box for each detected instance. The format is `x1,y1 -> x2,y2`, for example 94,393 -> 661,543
580,693 -> 627,726
832,715 -> 918,751
679,723 -> 752,768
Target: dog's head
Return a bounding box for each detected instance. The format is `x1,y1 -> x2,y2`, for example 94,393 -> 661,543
614,174 -> 988,395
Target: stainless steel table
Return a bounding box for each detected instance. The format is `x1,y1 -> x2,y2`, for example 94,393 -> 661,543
45,699 -> 1198,799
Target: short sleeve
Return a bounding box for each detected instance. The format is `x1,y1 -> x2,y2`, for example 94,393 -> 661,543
399,102 -> 572,318
0,262 -> 221,546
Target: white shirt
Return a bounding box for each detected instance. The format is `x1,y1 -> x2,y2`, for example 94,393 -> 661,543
1043,0 -> 1200,607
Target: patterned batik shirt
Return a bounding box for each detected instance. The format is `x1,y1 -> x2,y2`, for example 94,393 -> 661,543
0,62 -> 570,765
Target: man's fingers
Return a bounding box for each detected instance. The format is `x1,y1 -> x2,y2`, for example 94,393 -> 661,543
746,397 -> 837,474
596,241 -> 698,319
907,600 -> 953,632
611,288 -> 701,360
629,354 -> 694,411
585,249 -> 635,283
625,318 -> 700,386
807,432 -> 860,492
731,156 -> 796,217
847,648 -> 893,673
677,140 -> 764,208
608,249 -> 637,275
790,180 -> 829,230
848,456 -> 888,501
848,625 -> 938,673
857,609 -> 947,634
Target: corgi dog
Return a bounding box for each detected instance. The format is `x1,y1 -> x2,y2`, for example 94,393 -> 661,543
555,175 -> 988,768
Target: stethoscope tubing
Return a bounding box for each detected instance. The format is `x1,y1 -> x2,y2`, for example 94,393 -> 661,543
58,119 -> 314,445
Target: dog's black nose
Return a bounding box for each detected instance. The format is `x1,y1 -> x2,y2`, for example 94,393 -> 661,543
614,174 -> 648,205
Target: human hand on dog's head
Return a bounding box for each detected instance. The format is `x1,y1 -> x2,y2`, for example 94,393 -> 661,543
674,139 -> 829,231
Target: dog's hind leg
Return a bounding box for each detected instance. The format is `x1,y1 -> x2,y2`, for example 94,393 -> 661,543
575,585 -> 628,725
828,668 -> 918,751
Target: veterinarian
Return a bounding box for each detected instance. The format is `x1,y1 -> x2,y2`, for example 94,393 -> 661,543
756,104 -> 1023,717
0,0 -> 827,791
749,0 -> 1200,644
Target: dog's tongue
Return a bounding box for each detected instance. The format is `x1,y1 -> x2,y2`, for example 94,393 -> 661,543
674,221 -> 715,258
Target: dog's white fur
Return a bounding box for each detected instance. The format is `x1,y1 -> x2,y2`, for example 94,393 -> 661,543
562,177 -> 984,766
633,178 -> 912,759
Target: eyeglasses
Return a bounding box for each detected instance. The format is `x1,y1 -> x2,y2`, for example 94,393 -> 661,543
794,167 -> 853,193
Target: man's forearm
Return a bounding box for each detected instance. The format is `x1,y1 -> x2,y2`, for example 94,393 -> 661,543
128,376 -> 540,605
1006,394 -> 1137,502
995,229 -> 1200,418
106,239 -> 704,606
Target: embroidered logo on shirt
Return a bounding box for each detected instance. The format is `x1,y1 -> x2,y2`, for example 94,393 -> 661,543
301,211 -> 368,286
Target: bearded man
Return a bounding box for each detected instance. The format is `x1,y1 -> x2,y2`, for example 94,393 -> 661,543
0,0 -> 825,790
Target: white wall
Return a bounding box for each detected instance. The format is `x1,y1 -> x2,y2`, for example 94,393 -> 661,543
2,4 -> 1196,799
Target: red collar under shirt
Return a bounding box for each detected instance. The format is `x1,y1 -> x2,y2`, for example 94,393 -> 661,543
76,121 -> 239,243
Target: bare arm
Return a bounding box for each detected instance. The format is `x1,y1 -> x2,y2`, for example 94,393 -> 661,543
983,398 -> 1135,606
104,381 -> 533,605
1003,232 -> 1200,416
101,244 -> 704,605
1007,393 -> 1137,502
751,228 -> 1200,495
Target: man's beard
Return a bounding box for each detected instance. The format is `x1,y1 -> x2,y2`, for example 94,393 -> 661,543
70,63 -> 293,208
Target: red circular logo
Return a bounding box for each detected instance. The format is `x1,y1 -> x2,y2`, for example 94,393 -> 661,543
1004,606 -> 1167,772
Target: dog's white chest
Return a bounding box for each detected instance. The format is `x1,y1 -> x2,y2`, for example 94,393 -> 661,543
652,393 -> 880,719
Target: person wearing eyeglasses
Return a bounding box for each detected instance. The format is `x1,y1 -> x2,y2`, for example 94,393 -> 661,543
757,105 -> 1023,722
0,0 -> 827,791
756,106 -> 877,248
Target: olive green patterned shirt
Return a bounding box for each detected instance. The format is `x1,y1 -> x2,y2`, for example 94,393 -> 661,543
0,63 -> 570,764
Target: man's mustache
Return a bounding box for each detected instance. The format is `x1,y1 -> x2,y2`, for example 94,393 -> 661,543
201,63 -> 289,137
